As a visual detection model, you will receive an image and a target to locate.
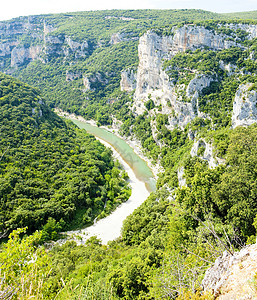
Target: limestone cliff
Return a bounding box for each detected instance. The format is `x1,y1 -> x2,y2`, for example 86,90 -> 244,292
202,243 -> 257,299
0,17 -> 90,68
190,138 -> 225,168
171,25 -> 237,54
120,69 -> 137,92
11,45 -> 43,67
232,83 -> 257,128
132,29 -> 197,128
110,31 -> 138,44
129,23 -> 257,132
66,70 -> 82,82
131,25 -> 240,128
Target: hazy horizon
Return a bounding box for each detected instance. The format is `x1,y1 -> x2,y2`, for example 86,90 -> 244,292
0,0 -> 256,22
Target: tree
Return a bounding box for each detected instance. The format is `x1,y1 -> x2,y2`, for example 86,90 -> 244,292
0,228 -> 51,299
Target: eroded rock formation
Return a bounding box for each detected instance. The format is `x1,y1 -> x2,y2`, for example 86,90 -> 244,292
232,83 -> 257,128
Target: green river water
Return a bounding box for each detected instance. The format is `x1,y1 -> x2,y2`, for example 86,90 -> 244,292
71,119 -> 156,192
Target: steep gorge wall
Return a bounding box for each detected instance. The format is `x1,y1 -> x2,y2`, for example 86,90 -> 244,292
128,24 -> 257,131
131,25 -> 236,129
0,17 -> 90,68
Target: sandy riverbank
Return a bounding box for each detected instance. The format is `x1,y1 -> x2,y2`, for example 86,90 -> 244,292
55,109 -> 163,179
59,136 -> 150,245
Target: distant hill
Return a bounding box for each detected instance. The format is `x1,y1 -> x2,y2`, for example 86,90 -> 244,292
223,10 -> 257,19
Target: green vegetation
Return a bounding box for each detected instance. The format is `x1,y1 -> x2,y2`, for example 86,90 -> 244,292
0,73 -> 130,236
3,123 -> 257,299
1,9 -> 252,124
2,8 -> 257,300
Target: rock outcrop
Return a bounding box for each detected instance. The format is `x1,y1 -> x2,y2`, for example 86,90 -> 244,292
110,32 -> 123,44
131,24 -> 257,129
219,61 -> 237,76
63,36 -> 88,58
190,139 -> 225,168
11,45 -> 43,67
171,25 -> 237,54
131,25 -> 240,128
0,17 -> 90,69
82,72 -> 110,91
232,83 -> 257,128
110,31 -> 138,44
132,30 -> 196,128
83,76 -> 91,91
177,167 -> 187,187
227,23 -> 257,39
120,69 -> 137,92
202,243 -> 257,299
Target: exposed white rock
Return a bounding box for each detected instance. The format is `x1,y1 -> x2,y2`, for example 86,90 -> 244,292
186,74 -> 214,115
105,16 -> 135,21
11,47 -> 27,67
65,36 -> 88,50
43,21 -> 55,36
110,31 -> 138,44
0,42 -> 14,56
174,25 -> 238,54
29,45 -> 43,60
150,119 -> 163,147
202,243 -> 257,299
110,32 -> 123,44
227,23 -> 257,39
190,139 -> 224,168
219,60 -> 237,76
83,76 -> 91,91
82,73 -> 109,91
120,69 -> 137,92
132,27 -> 228,128
134,31 -> 173,102
11,45 -> 42,67
64,36 -> 88,58
232,83 -> 257,128
165,101 -> 196,130
44,35 -> 63,45
186,74 -> 213,99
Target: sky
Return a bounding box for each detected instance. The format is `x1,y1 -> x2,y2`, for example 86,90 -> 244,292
0,0 -> 256,22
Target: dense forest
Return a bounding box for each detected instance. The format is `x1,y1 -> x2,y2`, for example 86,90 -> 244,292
0,73 -> 130,237
1,8 -> 257,300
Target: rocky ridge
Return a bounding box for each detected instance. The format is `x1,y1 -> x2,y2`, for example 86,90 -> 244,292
128,24 -> 257,130
0,17 -> 90,69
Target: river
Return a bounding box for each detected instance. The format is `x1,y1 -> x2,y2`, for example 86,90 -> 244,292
62,119 -> 156,244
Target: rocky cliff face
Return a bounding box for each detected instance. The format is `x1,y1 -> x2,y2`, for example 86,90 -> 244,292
0,17 -> 90,68
131,25 -> 241,128
11,45 -> 43,67
66,70 -> 82,82
202,243 -> 257,299
120,69 -> 137,92
129,24 -> 257,131
232,83 -> 257,128
190,139 -> 225,168
132,30 -> 196,128
171,25 -> 238,54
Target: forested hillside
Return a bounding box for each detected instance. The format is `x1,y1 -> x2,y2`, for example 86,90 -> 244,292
0,73 -> 130,237
1,8 -> 257,300
0,9 -> 256,124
